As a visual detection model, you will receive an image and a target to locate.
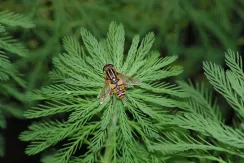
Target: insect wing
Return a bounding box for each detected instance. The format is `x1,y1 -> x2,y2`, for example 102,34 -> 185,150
100,80 -> 111,104
119,74 -> 141,87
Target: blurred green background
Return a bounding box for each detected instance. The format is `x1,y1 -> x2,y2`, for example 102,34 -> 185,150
0,0 -> 243,162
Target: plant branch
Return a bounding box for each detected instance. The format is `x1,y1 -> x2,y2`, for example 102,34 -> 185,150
103,111 -> 118,163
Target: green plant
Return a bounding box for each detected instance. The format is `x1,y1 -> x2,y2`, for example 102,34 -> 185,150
0,10 -> 34,157
2,0 -> 242,86
152,50 -> 244,162
0,1 -> 243,162
204,49 -> 244,118
20,22 -> 185,163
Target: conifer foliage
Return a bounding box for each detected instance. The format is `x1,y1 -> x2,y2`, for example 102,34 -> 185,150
20,22 -> 184,163
155,80 -> 244,162
0,10 -> 34,157
204,50 -> 244,118
151,51 -> 244,162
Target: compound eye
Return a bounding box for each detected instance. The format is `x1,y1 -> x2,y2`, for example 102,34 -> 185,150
103,64 -> 114,71
103,66 -> 107,71
107,64 -> 113,68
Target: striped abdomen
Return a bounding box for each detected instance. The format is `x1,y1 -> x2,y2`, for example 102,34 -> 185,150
110,79 -> 126,99
104,64 -> 126,99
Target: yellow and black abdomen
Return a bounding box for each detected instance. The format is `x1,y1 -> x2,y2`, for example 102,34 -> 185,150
103,64 -> 126,100
109,79 -> 126,99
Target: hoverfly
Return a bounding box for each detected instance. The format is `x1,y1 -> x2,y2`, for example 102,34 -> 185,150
100,64 -> 140,104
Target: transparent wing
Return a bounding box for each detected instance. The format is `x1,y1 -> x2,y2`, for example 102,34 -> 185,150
100,80 -> 111,104
119,73 -> 141,87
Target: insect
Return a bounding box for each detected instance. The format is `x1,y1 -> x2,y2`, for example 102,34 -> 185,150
100,64 -> 140,104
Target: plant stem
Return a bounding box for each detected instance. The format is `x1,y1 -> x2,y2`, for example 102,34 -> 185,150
103,113 -> 118,163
